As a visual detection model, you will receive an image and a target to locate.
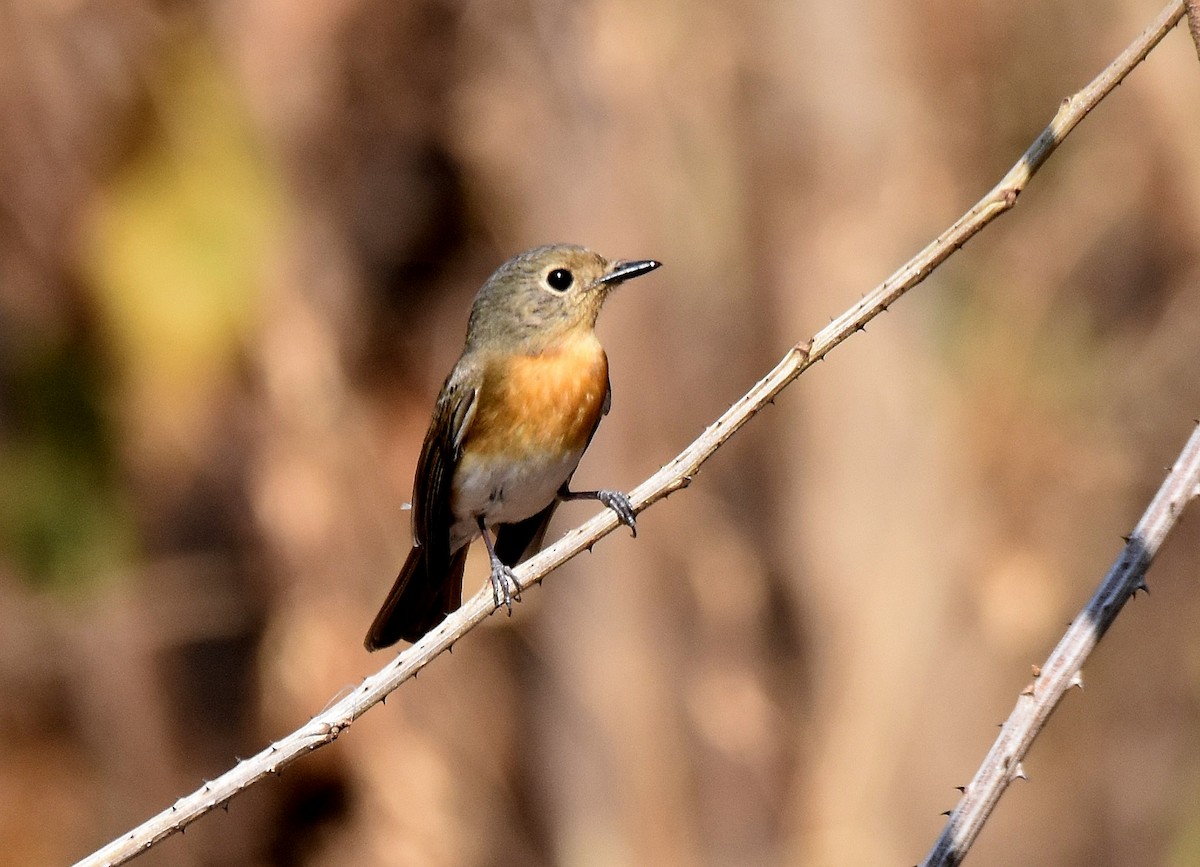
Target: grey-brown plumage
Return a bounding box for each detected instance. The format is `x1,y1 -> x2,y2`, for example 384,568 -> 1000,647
365,245 -> 660,650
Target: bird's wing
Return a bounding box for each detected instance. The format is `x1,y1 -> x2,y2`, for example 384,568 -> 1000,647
411,368 -> 478,575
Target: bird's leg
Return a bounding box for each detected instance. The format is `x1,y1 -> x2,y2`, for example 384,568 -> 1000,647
558,484 -> 637,537
477,516 -> 521,614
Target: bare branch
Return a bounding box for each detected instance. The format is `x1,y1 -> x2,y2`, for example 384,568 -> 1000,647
72,3 -> 1189,865
921,422 -> 1200,867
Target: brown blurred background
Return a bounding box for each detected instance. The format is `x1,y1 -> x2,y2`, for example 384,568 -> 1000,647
2,1 -> 1200,865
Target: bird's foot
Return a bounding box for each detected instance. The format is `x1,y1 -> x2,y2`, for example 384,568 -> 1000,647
559,485 -> 638,536
489,559 -> 522,615
595,489 -> 637,537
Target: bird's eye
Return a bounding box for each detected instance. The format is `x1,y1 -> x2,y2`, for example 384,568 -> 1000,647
546,268 -> 574,291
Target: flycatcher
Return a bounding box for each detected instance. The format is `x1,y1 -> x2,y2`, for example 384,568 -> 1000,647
364,244 -> 661,650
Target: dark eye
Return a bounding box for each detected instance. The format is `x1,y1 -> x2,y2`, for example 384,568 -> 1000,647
546,268 -> 574,291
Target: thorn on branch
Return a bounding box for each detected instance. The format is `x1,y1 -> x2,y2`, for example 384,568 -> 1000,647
1031,664 -> 1041,677
1069,670 -> 1084,690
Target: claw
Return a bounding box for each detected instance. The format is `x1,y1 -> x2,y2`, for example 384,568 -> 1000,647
477,514 -> 522,615
595,489 -> 637,537
489,561 -> 521,615
558,485 -> 638,537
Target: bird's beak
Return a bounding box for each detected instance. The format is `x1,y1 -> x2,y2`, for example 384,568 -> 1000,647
597,259 -> 662,286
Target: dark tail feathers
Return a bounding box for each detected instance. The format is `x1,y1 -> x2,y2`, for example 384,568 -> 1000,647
364,546 -> 466,650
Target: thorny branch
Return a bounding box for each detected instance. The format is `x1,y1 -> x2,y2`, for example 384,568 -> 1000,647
921,3 -> 1195,863
74,3 -> 1191,865
921,422 -> 1200,867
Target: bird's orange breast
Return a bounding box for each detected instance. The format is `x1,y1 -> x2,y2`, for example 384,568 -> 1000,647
464,332 -> 609,459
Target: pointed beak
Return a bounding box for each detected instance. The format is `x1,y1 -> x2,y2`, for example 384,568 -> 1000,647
597,258 -> 662,286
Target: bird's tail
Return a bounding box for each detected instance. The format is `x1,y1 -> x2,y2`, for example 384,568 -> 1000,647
364,545 -> 467,650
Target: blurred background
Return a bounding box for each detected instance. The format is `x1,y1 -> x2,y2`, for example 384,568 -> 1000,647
2,0 -> 1199,864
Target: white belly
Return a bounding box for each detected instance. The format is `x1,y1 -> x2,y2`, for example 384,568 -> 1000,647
449,448 -> 584,549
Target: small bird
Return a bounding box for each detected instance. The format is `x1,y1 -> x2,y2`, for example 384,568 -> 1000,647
364,244 -> 661,650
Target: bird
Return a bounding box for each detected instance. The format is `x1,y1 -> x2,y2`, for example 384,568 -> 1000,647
364,244 -> 661,650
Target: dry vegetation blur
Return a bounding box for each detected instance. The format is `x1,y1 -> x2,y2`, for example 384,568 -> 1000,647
2,1 -> 1200,865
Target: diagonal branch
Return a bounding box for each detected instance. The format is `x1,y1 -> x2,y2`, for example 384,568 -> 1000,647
921,421 -> 1200,867
72,2 -> 1188,865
